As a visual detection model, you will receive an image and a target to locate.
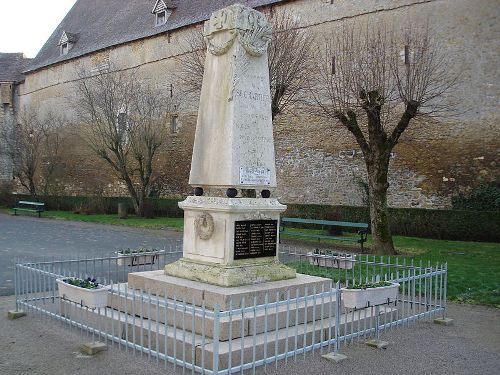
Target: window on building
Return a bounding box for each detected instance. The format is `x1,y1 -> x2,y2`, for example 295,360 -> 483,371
117,109 -> 129,143
170,114 -> 178,134
61,43 -> 69,55
156,10 -> 166,26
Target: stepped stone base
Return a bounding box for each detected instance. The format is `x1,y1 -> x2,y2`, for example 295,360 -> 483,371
58,297 -> 395,371
164,257 -> 296,287
128,270 -> 331,310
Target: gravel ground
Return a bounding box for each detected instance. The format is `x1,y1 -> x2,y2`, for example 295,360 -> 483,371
1,296 -> 498,375
0,213 -> 182,295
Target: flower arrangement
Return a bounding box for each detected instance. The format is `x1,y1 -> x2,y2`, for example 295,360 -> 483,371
307,248 -> 356,269
116,247 -> 164,266
342,281 -> 400,309
117,247 -> 161,255
347,281 -> 393,290
56,276 -> 109,308
61,277 -> 99,289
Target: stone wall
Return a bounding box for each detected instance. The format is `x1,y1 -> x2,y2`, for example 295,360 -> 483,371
0,103 -> 14,182
13,0 -> 500,208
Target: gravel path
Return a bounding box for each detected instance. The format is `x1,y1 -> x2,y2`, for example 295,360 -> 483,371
0,213 -> 182,296
1,297 -> 498,375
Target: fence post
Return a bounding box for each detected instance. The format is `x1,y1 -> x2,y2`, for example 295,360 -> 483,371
442,263 -> 448,319
15,262 -> 19,311
212,304 -> 220,374
334,281 -> 341,354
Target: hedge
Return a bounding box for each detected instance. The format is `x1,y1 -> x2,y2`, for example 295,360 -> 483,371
3,194 -> 498,242
284,204 -> 500,243
6,195 -> 184,218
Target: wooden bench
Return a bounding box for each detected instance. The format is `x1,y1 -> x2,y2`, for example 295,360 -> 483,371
279,217 -> 369,251
13,201 -> 45,218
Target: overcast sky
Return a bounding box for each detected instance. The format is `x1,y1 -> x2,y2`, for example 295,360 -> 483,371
0,0 -> 78,58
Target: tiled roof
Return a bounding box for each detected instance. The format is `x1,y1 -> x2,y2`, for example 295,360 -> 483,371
26,0 -> 286,73
0,53 -> 32,82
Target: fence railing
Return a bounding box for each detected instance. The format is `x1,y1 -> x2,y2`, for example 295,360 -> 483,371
15,243 -> 447,374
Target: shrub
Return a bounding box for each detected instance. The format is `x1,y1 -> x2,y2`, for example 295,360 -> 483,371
452,183 -> 500,211
284,203 -> 500,242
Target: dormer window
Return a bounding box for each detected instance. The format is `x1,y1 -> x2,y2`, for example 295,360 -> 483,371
61,43 -> 69,55
58,31 -> 78,56
156,10 -> 166,26
152,0 -> 175,27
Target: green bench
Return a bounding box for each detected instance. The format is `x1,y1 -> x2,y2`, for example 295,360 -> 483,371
279,217 -> 369,251
13,201 -> 45,218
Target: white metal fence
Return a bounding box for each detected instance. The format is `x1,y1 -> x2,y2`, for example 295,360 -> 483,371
14,243 -> 447,374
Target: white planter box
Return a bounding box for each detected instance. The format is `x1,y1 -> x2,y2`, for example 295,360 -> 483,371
56,279 -> 109,308
341,282 -> 400,309
306,252 -> 356,269
116,250 -> 164,266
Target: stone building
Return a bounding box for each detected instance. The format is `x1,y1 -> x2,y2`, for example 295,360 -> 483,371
2,0 -> 499,207
0,53 -> 31,182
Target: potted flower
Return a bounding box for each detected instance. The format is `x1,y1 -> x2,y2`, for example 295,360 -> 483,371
341,281 -> 400,309
56,277 -> 109,308
306,249 -> 356,269
116,247 -> 165,266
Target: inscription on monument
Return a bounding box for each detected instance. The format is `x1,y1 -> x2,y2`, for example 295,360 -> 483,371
234,220 -> 277,259
240,166 -> 271,185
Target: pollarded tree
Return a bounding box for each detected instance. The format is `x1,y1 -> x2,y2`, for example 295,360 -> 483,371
175,9 -> 313,120
311,22 -> 456,255
75,68 -> 179,216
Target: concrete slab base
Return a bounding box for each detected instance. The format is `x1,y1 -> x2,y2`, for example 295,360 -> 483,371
7,310 -> 26,320
365,339 -> 389,349
321,352 -> 347,363
434,317 -> 454,326
80,341 -> 107,355
165,257 -> 296,287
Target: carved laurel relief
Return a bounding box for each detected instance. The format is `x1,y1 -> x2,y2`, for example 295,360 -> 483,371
194,212 -> 215,240
205,5 -> 272,58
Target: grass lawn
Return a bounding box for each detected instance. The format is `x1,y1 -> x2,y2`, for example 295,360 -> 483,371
1,208 -> 185,230
281,229 -> 500,308
2,208 -> 498,307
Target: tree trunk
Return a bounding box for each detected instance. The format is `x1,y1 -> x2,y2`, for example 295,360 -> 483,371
367,160 -> 396,255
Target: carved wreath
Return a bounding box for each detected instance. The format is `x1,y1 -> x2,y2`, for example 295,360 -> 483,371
194,212 -> 215,240
205,26 -> 272,57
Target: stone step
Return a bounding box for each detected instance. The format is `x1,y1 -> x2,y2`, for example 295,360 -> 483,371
59,298 -> 395,371
108,283 -> 337,341
127,270 -> 332,310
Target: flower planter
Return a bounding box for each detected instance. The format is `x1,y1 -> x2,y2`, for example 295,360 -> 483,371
306,252 -> 356,269
341,282 -> 400,309
116,250 -> 164,266
56,279 -> 109,308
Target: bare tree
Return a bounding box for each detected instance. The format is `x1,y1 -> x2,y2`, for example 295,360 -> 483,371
1,108 -> 64,199
75,68 -> 178,216
175,10 -> 313,120
311,22 -> 456,254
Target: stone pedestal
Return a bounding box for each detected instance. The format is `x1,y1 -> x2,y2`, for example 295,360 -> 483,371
164,196 -> 295,287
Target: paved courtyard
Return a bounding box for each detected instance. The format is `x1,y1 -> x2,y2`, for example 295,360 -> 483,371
0,212 -> 182,296
0,297 -> 498,375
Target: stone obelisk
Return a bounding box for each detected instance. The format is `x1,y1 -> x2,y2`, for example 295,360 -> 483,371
165,4 -> 295,287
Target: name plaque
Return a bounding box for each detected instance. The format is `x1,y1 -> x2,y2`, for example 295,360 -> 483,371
234,220 -> 277,259
239,167 -> 271,185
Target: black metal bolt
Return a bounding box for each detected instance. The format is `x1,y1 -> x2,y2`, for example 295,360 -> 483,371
194,187 -> 204,196
226,188 -> 238,198
261,189 -> 271,198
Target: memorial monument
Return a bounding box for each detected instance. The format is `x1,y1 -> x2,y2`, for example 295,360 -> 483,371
164,3 -> 296,287
128,4 -> 330,305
